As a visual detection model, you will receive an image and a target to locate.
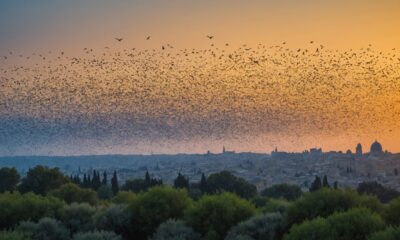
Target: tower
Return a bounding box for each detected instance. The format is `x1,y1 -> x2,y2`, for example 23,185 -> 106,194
356,143 -> 362,156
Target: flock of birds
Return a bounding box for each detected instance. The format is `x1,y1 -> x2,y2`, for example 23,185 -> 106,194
1,35 -> 400,153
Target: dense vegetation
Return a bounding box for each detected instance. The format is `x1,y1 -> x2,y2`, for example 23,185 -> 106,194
0,166 -> 400,240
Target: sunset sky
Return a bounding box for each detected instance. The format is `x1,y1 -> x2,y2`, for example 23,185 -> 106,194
1,0 -> 400,155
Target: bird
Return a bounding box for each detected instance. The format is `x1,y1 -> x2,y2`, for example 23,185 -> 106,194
206,35 -> 214,40
310,41 -> 314,44
146,36 -> 151,40
115,38 -> 123,42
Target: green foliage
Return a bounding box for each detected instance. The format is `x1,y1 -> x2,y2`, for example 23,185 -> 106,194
110,191 -> 136,205
72,231 -> 122,240
60,203 -> 96,234
384,197 -> 400,226
128,186 -> 192,239
283,188 -> 383,230
225,213 -> 283,240
121,172 -> 163,193
93,205 -> 130,237
358,181 -> 400,203
283,217 -> 330,240
368,227 -> 400,240
97,185 -> 114,200
174,173 -> 190,190
111,171 -> 119,195
185,192 -> 256,240
206,171 -> 257,199
49,183 -> 98,205
0,231 -> 29,240
17,217 -> 70,240
261,199 -> 291,215
261,184 -> 302,201
0,192 -> 65,230
309,176 -> 322,192
18,166 -> 69,196
284,208 -> 385,240
151,219 -> 201,240
0,167 -> 20,193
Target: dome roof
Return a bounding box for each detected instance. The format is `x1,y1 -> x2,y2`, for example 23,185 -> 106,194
370,141 -> 383,153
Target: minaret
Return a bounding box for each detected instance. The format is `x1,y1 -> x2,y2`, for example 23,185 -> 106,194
356,143 -> 362,157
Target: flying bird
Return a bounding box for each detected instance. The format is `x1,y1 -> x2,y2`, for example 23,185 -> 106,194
206,35 -> 214,40
146,36 -> 151,40
115,38 -> 123,42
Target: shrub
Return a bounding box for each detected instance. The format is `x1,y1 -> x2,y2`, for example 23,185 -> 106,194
384,197 -> 400,226
72,231 -> 122,240
111,191 -> 136,205
97,185 -> 114,200
185,192 -> 256,240
261,184 -> 302,201
93,205 -> 130,237
49,183 -> 98,205
128,186 -> 192,239
225,213 -> 283,240
17,217 -> 70,240
283,217 -> 330,240
151,219 -> 201,240
61,203 -> 96,234
0,192 -> 65,230
368,227 -> 400,240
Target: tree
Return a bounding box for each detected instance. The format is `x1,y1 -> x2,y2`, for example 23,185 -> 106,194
91,170 -> 101,190
18,165 -> 69,195
111,171 -> 119,195
322,176 -> 330,188
0,192 -> 65,230
384,197 -> 400,226
309,176 -> 322,192
97,185 -> 114,200
0,167 -> 20,193
60,203 -> 96,234
199,173 -> 208,193
261,184 -> 302,201
283,188 -> 384,231
93,205 -> 130,238
151,219 -> 201,240
122,172 -> 162,193
185,192 -> 256,240
49,183 -> 98,205
357,181 -> 400,203
368,227 -> 400,240
128,186 -> 192,240
102,171 -> 107,185
17,217 -> 70,240
284,208 -> 385,240
225,213 -> 283,240
72,231 -> 122,240
111,191 -> 136,205
174,172 -> 190,190
205,171 -> 257,199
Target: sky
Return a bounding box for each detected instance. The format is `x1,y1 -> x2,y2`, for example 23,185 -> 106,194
0,0 -> 400,155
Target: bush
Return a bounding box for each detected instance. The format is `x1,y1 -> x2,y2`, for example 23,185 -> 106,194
0,231 -> 29,240
18,166 -> 69,196
206,171 -> 257,199
0,192 -> 65,230
368,227 -> 400,240
185,192 -> 256,240
111,191 -> 136,205
93,205 -> 130,237
72,231 -> 122,240
151,219 -> 201,240
61,203 -> 96,234
261,199 -> 291,215
17,217 -> 70,240
283,188 -> 383,230
97,185 -> 114,200
225,213 -> 283,240
49,183 -> 98,205
128,186 -> 192,239
284,208 -> 385,240
283,217 -> 330,240
261,184 -> 302,201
